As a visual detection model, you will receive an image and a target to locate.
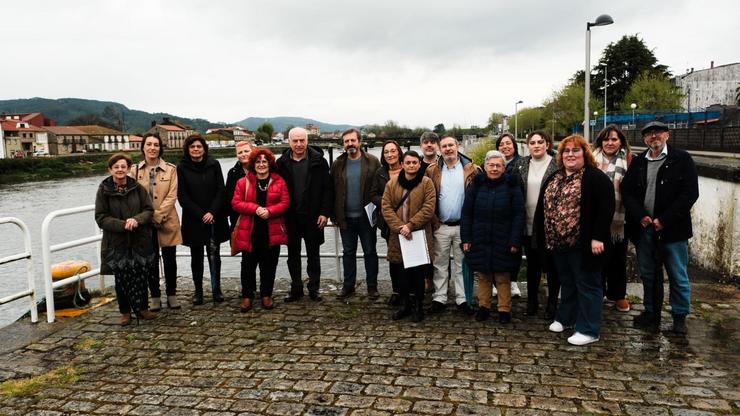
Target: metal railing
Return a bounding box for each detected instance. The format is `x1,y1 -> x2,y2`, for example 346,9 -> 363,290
41,205 -> 102,323
0,217 -> 38,323
175,222 -> 385,282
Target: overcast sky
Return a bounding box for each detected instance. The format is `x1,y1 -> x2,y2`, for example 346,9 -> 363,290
2,0 -> 737,128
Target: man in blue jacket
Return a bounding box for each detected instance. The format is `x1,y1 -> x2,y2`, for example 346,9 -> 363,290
621,121 -> 699,334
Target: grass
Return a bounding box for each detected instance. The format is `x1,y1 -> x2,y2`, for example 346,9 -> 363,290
626,294 -> 642,305
0,366 -> 79,398
73,337 -> 102,351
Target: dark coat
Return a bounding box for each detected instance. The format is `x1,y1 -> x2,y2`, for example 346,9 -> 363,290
276,146 -> 333,243
621,145 -> 699,244
225,160 -> 247,230
231,172 -> 290,253
330,150 -> 381,229
461,173 -> 525,274
370,165 -> 394,239
177,156 -> 229,246
95,176 -> 154,275
534,165 -> 615,272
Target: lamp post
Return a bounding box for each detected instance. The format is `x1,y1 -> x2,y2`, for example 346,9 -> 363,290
603,63 -> 608,129
593,111 -> 598,139
514,100 -> 523,140
630,103 -> 637,128
584,14 -> 614,141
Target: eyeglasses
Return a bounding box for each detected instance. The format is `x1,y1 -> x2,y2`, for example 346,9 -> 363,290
562,147 -> 582,155
255,160 -> 269,165
485,163 -> 504,168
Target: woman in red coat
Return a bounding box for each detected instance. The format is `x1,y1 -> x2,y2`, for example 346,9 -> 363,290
231,148 -> 290,312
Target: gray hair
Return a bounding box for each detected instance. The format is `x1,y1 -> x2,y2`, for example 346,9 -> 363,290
288,127 -> 308,141
484,150 -> 505,164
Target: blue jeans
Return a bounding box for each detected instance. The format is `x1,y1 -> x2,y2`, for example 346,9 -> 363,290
340,216 -> 379,289
636,227 -> 691,316
553,246 -> 603,337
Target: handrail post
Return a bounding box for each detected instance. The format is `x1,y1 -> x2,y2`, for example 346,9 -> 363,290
41,211 -> 56,323
334,223 -> 341,282
0,217 -> 38,323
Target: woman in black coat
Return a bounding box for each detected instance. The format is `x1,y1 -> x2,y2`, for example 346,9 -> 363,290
461,150 -> 525,324
95,153 -> 156,326
177,134 -> 229,305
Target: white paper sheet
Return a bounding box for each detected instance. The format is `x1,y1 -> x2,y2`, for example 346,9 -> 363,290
399,230 -> 430,268
364,202 -> 377,227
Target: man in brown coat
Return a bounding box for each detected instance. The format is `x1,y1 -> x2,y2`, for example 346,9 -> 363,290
331,128 -> 381,300
425,136 -> 479,315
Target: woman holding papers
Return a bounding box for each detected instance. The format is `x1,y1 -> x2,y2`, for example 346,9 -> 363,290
381,150 -> 436,322
461,150 -> 525,324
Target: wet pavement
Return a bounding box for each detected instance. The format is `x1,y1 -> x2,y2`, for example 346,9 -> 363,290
0,276 -> 738,415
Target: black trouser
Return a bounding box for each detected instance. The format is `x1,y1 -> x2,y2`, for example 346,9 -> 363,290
115,273 -> 147,314
241,244 -> 280,298
286,223 -> 322,295
189,244 -> 221,290
148,232 -> 178,297
523,236 -> 560,307
391,262 -> 426,299
603,239 -> 628,301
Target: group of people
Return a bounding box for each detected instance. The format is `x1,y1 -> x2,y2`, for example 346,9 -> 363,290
94,121 -> 698,346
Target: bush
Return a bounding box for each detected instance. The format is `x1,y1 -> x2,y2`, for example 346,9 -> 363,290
466,138 -> 496,166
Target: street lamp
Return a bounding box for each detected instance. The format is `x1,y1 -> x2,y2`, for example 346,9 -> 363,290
593,111 -> 598,139
630,103 -> 637,128
514,100 -> 523,140
603,63 -> 608,129
584,14 -> 614,141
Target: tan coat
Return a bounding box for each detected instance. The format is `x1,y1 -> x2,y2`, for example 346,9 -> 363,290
131,159 -> 183,247
424,155 -> 479,228
381,174 -> 436,264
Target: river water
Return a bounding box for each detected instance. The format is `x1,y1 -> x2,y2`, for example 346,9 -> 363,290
0,146 -> 427,328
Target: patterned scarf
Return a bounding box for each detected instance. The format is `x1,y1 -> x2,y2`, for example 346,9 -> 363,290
593,148 -> 628,242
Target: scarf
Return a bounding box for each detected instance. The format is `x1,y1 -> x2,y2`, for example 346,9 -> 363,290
593,148 -> 628,242
397,171 -> 423,222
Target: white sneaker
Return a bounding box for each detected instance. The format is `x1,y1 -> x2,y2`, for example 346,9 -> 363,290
567,332 -> 599,346
492,285 -> 498,296
511,282 -> 521,298
548,321 -> 564,333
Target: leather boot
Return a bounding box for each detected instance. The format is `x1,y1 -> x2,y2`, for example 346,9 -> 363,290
192,277 -> 204,305
392,296 -> 412,320
411,296 -> 424,323
212,278 -> 225,303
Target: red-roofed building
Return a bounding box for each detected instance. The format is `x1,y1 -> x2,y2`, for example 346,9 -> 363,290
0,120 -> 47,158
305,123 -> 320,136
145,119 -> 194,150
0,112 -> 56,127
42,125 -> 128,155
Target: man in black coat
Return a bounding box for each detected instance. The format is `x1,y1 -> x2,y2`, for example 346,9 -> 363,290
621,121 -> 699,334
277,127 -> 334,302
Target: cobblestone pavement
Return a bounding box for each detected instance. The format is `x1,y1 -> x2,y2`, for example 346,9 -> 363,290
0,277 -> 738,416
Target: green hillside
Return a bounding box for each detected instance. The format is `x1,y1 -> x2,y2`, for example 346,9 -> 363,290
0,97 -> 224,134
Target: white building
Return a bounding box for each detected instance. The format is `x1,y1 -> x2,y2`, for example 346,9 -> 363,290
675,62 -> 740,111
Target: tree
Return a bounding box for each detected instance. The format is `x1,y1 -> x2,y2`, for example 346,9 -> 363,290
101,105 -> 124,131
255,122 -> 274,144
283,124 -> 295,140
573,35 -> 670,111
433,123 -> 446,135
486,112 -> 507,133
68,113 -> 118,130
543,81 -> 603,137
511,107 -> 546,136
621,72 -> 684,112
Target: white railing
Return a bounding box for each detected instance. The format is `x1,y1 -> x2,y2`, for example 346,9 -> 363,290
0,217 -> 38,323
41,205 -> 102,323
